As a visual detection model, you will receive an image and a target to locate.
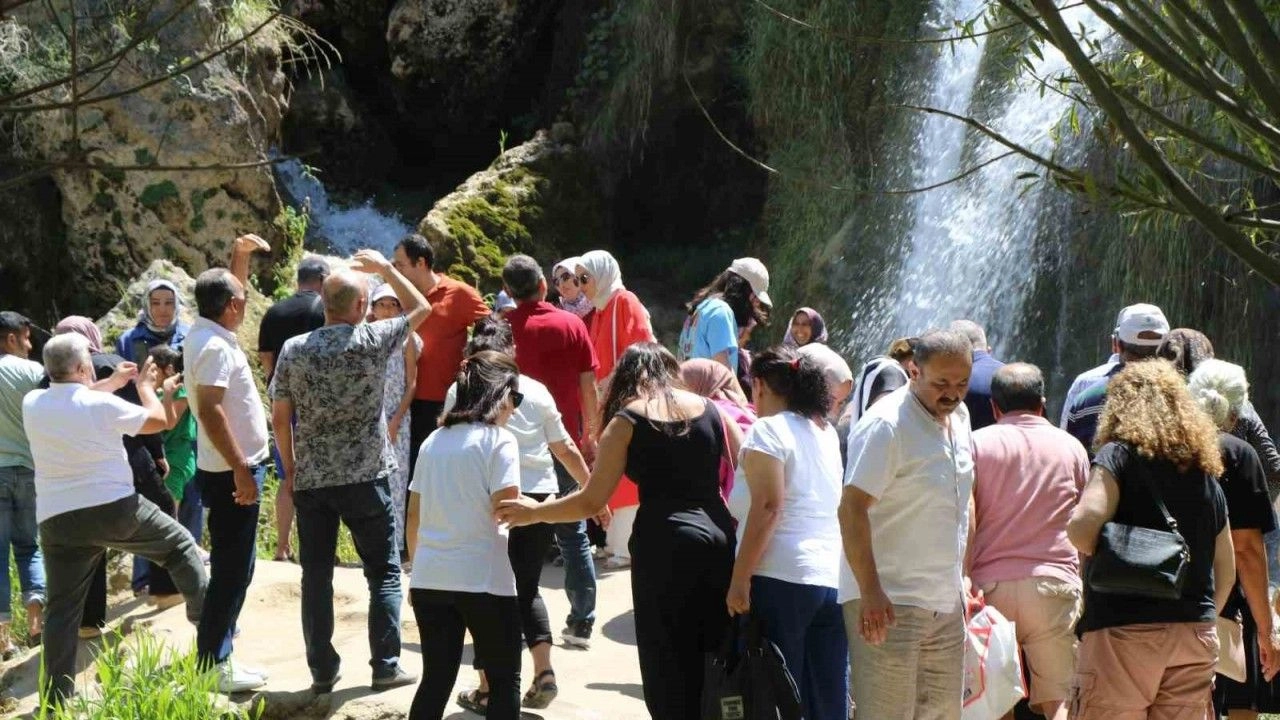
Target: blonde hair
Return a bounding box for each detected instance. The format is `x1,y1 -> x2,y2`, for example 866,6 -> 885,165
1187,359 -> 1248,430
1095,360 -> 1223,476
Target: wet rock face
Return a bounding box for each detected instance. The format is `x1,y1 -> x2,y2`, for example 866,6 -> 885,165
417,126 -> 605,294
2,0 -> 290,314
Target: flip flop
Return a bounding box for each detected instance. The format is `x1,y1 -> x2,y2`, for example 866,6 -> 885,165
456,688 -> 489,715
522,669 -> 558,709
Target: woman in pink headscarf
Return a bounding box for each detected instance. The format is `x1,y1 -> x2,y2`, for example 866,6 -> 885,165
680,358 -> 757,501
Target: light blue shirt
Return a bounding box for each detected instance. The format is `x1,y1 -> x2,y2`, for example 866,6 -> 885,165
678,298 -> 738,367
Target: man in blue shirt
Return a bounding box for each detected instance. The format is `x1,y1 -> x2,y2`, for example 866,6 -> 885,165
1064,303 -> 1169,454
951,320 -> 1004,431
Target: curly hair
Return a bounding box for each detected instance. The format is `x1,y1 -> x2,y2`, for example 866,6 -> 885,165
1095,360 -> 1223,476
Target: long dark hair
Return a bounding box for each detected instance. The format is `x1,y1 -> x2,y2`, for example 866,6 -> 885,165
602,342 -> 689,435
440,350 -> 519,428
685,270 -> 769,328
752,346 -> 831,421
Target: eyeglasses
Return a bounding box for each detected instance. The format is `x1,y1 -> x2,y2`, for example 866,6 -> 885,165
555,272 -> 577,286
510,390 -> 524,409
577,273 -> 591,285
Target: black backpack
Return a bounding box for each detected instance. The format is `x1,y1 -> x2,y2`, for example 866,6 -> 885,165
702,615 -> 802,720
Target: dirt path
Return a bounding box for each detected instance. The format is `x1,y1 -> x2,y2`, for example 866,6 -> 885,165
0,558 -> 650,719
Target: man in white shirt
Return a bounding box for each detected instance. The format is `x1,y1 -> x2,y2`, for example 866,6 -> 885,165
839,329 -> 976,720
25,333 -> 207,706
185,234 -> 273,692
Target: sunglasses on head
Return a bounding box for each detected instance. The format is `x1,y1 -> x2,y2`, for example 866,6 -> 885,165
510,390 -> 524,409
577,273 -> 591,285
555,272 -> 577,286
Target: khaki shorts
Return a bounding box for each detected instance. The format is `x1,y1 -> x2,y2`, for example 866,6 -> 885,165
1071,622 -> 1218,720
980,577 -> 1081,709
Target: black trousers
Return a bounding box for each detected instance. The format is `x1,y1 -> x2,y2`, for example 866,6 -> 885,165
630,509 -> 735,720
475,495 -> 553,673
409,588 -> 522,720
407,399 -> 445,478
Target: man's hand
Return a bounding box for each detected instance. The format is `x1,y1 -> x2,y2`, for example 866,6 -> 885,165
350,249 -> 392,276
579,434 -> 598,465
858,586 -> 896,645
101,362 -> 139,393
233,233 -> 271,255
232,465 -> 259,506
156,457 -> 170,480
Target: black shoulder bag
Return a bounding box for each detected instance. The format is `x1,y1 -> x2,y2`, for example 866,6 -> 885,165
702,615 -> 802,720
1086,461 -> 1191,600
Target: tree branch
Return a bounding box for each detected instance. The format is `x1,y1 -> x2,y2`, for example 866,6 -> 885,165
1225,0 -> 1280,85
1026,0 -> 1280,285
1202,1 -> 1280,123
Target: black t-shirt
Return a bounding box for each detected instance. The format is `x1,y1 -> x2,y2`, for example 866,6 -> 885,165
1219,432 -> 1278,533
257,291 -> 325,374
1078,441 -> 1228,635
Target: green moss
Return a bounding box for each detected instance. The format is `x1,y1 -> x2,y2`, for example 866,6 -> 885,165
111,210 -> 123,229
189,188 -> 217,232
139,180 -> 180,210
133,147 -> 154,166
93,192 -> 116,211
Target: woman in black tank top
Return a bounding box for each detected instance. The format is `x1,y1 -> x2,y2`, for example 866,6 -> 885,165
498,342 -> 741,719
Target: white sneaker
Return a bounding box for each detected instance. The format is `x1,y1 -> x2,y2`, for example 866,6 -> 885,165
603,555 -> 631,569
216,660 -> 267,693
239,663 -> 270,680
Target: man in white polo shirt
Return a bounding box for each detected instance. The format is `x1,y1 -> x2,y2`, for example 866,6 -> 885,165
839,329 -> 976,720
25,334 -> 207,707
185,233 -> 273,692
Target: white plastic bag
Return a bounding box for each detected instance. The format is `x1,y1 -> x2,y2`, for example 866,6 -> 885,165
962,604 -> 1026,720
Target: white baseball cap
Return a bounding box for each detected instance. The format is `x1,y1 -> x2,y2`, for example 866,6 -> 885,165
370,283 -> 399,304
1114,303 -> 1169,346
727,257 -> 772,307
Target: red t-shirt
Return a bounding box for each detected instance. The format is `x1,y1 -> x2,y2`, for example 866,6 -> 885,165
414,275 -> 490,402
588,290 -> 654,382
508,300 -> 598,440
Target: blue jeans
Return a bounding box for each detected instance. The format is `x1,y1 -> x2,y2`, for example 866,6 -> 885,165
751,575 -> 849,720
553,460 -> 596,626
0,466 -> 44,620
195,465 -> 264,666
293,478 -> 403,682
177,478 -> 204,543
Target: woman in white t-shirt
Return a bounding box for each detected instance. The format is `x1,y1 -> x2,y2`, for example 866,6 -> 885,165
725,345 -> 848,720
442,318 -> 594,714
404,350 -> 524,720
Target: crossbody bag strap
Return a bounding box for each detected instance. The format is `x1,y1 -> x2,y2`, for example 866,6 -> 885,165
611,294 -> 619,365
1131,453 -> 1182,537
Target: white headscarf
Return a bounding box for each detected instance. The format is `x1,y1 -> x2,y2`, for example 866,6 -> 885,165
139,279 -> 184,336
578,250 -> 626,312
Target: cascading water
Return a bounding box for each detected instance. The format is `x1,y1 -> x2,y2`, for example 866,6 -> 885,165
274,159 -> 413,255
850,1 -> 1101,358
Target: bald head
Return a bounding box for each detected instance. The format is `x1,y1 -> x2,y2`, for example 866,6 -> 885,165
991,362 -> 1045,414
948,319 -> 988,351
322,271 -> 367,324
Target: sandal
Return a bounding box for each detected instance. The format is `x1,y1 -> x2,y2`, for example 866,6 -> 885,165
456,688 -> 489,715
522,669 -> 558,709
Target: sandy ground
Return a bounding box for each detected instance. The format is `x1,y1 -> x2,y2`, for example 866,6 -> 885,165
0,557 -> 650,719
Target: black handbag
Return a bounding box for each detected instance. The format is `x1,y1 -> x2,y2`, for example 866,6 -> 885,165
702,615 -> 802,720
1086,462 -> 1191,600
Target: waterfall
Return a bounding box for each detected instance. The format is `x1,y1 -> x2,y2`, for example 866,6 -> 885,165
870,2 -> 1101,357
274,159 -> 413,255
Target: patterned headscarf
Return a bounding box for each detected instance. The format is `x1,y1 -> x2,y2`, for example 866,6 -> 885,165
680,358 -> 750,409
55,316 -> 104,353
782,307 -> 828,347
553,257 -> 593,319
138,280 -> 184,336
578,250 -> 626,312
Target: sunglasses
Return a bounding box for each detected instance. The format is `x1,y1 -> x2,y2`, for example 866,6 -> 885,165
577,273 -> 591,285
555,272 -> 578,286
510,390 -> 524,410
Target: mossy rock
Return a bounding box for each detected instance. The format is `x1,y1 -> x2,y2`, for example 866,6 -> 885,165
417,126 -> 605,293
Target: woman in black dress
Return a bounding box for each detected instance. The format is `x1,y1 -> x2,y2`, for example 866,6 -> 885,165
498,342 -> 742,719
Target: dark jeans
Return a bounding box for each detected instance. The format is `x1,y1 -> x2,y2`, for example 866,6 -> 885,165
178,477 -> 204,543
40,494 -> 207,705
410,588 -> 521,720
0,465 -> 45,620
79,556 -> 107,629
750,575 -> 848,720
133,464 -> 178,597
294,478 -> 404,682
552,460 -> 596,627
195,465 -> 264,666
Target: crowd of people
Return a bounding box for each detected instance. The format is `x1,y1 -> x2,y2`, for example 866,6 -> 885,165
2,232 -> 1279,720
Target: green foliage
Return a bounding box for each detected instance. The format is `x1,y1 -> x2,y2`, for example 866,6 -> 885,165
139,181 -> 180,210
270,205 -> 308,300
254,465 -> 359,563
35,630 -> 261,720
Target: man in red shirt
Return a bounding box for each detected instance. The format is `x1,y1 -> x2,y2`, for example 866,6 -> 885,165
502,254 -> 603,648
391,234 -> 490,478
